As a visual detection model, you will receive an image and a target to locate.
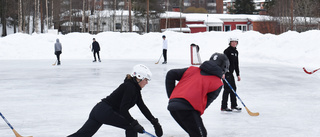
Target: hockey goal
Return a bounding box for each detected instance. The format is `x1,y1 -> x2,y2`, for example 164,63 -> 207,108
190,43 -> 202,65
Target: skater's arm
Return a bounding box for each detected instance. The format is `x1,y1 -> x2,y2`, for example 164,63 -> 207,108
206,86 -> 222,108
136,95 -> 155,121
165,68 -> 188,98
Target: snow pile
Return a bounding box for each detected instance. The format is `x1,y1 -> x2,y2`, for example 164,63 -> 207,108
1,30 -> 319,68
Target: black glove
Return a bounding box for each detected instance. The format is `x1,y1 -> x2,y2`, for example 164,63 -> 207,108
151,118 -> 163,137
131,120 -> 144,133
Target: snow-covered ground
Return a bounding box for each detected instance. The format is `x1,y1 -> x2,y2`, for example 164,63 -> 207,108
0,30 -> 320,137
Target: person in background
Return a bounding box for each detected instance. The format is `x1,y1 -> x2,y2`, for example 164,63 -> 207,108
54,38 -> 62,65
92,38 -> 101,62
162,35 -> 168,64
221,37 -> 242,112
165,53 -> 230,137
68,64 -> 163,137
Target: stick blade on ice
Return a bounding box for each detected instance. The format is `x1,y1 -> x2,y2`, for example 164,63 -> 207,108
245,107 -> 260,116
13,129 -> 33,137
303,67 -> 320,74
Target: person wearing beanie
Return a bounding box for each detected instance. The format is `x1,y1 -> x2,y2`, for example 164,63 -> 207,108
165,53 -> 229,137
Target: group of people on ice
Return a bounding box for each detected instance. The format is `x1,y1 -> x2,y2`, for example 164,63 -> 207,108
54,38 -> 101,65
66,37 -> 241,137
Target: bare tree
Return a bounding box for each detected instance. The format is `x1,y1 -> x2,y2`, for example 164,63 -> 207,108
69,0 -> 72,32
294,0 -> 319,31
34,0 -> 39,33
82,0 -> 86,32
1,0 -> 8,36
265,0 -> 320,33
46,0 -> 48,31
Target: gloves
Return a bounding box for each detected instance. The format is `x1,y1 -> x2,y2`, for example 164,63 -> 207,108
151,118 -> 163,137
131,120 -> 144,133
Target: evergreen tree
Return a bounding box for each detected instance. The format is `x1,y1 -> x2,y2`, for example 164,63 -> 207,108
229,0 -> 256,14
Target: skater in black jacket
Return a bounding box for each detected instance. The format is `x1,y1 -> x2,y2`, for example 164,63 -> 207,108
92,38 -> 101,62
68,64 -> 163,137
221,38 -> 242,112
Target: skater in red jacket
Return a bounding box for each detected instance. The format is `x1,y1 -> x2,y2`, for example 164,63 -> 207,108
165,53 -> 229,137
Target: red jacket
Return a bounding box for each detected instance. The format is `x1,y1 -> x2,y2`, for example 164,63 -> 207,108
170,66 -> 223,115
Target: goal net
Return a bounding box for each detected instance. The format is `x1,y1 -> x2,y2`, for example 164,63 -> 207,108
190,44 -> 202,65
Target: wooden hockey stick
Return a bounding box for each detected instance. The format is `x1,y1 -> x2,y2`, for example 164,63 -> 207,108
303,67 -> 320,74
52,60 -> 57,66
155,54 -> 162,64
0,112 -> 33,137
224,79 -> 260,116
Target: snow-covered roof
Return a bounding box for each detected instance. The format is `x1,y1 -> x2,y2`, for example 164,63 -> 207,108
187,24 -> 207,28
185,13 -> 223,23
212,14 -> 271,21
223,0 -> 267,2
161,12 -> 272,23
161,27 -> 191,32
160,12 -> 186,18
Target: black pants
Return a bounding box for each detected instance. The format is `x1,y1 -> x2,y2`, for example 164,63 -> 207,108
55,51 -> 61,63
68,102 -> 137,137
221,72 -> 238,109
93,51 -> 100,61
170,110 -> 207,137
163,49 -> 167,62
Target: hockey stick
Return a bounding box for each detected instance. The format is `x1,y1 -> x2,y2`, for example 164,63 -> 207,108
52,60 -> 57,66
155,54 -> 162,64
303,67 -> 320,74
143,130 -> 156,137
224,79 -> 260,116
0,112 -> 33,137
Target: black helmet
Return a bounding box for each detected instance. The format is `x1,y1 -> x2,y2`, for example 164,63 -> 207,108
209,53 -> 230,73
162,35 -> 166,38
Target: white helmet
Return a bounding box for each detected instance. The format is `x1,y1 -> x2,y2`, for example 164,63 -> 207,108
229,37 -> 239,42
131,64 -> 152,80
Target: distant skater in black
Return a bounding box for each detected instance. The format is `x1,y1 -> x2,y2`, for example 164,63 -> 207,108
92,38 -> 101,62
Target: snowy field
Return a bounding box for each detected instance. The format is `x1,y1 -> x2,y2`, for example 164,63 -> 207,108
0,30 -> 320,137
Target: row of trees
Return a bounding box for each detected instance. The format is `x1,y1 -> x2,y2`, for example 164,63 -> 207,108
1,0 -> 320,36
1,0 -> 70,36
264,0 -> 320,32
0,0 -> 164,36
228,0 -> 320,33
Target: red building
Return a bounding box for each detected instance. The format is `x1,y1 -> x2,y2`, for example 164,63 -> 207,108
160,12 -> 279,34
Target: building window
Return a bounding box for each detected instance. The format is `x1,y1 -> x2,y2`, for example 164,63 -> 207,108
209,26 -> 222,31
116,23 -> 122,30
224,25 -> 231,32
236,25 -> 247,31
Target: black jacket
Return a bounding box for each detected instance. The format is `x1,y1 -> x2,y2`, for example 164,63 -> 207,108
224,46 -> 240,76
165,61 -> 223,111
102,76 -> 155,123
92,41 -> 100,52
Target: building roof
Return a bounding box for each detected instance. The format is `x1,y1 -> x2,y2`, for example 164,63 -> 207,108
161,12 -> 272,23
185,13 -> 224,23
